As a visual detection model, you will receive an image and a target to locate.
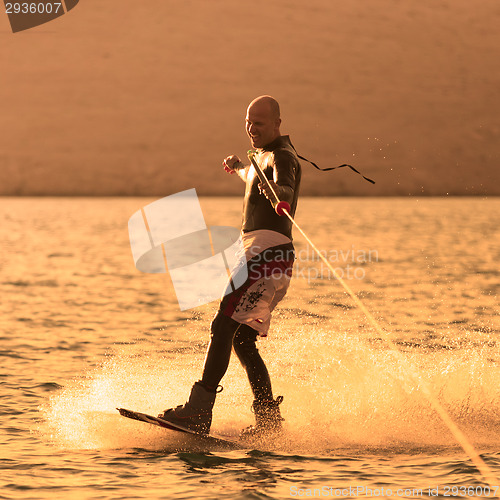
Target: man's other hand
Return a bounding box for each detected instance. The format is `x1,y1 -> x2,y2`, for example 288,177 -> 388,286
258,180 -> 279,201
222,155 -> 241,174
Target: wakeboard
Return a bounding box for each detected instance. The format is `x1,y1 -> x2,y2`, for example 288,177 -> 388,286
117,408 -> 244,450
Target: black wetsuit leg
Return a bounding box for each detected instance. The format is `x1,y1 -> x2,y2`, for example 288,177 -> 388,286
233,324 -> 274,402
201,311 -> 241,390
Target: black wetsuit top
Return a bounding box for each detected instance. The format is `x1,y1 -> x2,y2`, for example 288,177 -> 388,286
241,135 -> 301,240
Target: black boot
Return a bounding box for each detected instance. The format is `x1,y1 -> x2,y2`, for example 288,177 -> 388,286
158,381 -> 219,434
240,396 -> 284,440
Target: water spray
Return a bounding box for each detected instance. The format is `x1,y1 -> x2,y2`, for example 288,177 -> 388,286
247,150 -> 500,493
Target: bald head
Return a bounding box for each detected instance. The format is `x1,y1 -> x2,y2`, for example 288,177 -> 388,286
246,95 -> 282,149
247,95 -> 281,121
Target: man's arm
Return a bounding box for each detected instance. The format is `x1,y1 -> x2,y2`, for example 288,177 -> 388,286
258,180 -> 293,203
259,150 -> 297,204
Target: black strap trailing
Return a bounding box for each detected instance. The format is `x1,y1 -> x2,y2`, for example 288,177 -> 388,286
296,153 -> 375,184
288,140 -> 375,184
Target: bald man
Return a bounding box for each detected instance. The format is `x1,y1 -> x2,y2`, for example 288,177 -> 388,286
159,96 -> 301,440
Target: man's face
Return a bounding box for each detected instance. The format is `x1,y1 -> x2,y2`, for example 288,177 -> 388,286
245,103 -> 280,149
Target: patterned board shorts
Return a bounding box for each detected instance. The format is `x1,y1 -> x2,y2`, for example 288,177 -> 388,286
219,242 -> 295,336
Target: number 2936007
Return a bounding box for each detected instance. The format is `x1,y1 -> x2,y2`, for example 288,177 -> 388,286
5,2 -> 63,14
